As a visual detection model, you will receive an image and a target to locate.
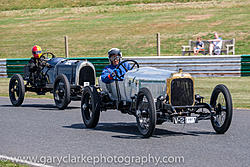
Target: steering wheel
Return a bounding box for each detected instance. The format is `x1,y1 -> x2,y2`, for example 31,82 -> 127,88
114,60 -> 139,80
40,52 -> 56,59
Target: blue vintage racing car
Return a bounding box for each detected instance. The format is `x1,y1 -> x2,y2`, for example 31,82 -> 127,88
9,52 -> 96,109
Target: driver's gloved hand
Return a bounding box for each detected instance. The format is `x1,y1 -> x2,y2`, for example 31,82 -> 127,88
40,61 -> 47,66
108,69 -> 119,80
46,63 -> 52,68
111,69 -> 118,78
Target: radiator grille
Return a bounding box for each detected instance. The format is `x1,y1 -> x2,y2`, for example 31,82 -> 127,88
79,66 -> 95,86
171,78 -> 194,106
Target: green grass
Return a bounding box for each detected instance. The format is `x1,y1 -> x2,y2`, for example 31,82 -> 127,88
1,77 -> 250,109
0,0 -> 249,59
0,160 -> 28,167
0,0 -> 209,11
195,77 -> 250,109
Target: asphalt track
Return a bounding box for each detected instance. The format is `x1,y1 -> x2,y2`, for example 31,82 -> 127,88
0,97 -> 249,167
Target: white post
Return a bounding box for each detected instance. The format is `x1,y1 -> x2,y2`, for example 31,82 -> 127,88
157,33 -> 160,56
64,36 -> 69,58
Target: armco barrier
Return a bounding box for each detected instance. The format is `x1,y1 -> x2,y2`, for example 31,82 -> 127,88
241,55 -> 250,76
6,58 -> 29,78
124,55 -> 248,77
0,59 -> 7,78
1,55 -> 250,78
5,57 -> 109,78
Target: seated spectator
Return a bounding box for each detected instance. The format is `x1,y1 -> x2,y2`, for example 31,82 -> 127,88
193,36 -> 205,56
208,32 -> 223,55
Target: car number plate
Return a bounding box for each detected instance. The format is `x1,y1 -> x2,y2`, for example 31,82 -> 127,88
173,116 -> 197,124
84,82 -> 90,87
185,117 -> 197,124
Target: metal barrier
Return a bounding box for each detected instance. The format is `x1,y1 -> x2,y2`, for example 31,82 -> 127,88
124,55 -> 250,77
6,58 -> 29,78
241,55 -> 250,76
4,57 -> 109,78
0,59 -> 7,78
1,55 -> 250,78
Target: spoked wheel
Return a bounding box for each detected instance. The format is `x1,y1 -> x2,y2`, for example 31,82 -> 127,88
53,74 -> 71,110
9,74 -> 25,106
210,84 -> 233,134
81,86 -> 100,128
136,87 -> 156,138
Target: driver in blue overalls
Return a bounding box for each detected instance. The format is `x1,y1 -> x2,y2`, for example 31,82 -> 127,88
101,48 -> 131,84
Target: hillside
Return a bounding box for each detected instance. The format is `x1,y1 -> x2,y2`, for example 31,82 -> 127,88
0,0 -> 249,58
0,0 -> 209,11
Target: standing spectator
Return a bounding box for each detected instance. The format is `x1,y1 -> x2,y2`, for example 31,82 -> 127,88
209,32 -> 223,55
193,36 -> 205,56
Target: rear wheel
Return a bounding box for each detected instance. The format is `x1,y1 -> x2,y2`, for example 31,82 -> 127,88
53,74 -> 71,110
136,88 -> 156,138
210,84 -> 233,134
9,74 -> 25,106
81,86 -> 100,128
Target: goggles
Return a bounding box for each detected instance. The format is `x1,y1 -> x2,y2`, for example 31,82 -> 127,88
109,55 -> 121,61
32,51 -> 42,55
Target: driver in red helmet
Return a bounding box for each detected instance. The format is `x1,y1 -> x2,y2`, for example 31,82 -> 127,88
28,45 -> 47,72
101,48 -> 131,84
27,45 -> 48,87
32,45 -> 42,59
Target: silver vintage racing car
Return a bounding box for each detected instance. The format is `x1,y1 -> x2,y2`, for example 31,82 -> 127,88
81,60 -> 233,138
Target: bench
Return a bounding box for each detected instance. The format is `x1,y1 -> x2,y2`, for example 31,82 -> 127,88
181,38 -> 235,56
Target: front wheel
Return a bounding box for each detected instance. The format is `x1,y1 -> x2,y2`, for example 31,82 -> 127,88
210,84 -> 233,134
81,86 -> 101,128
136,88 -> 156,138
53,74 -> 71,110
9,74 -> 25,106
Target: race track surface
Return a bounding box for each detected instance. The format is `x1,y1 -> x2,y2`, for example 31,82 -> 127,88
0,97 -> 249,167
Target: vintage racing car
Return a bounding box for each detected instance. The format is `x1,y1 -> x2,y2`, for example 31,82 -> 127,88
9,52 -> 96,109
81,60 -> 233,138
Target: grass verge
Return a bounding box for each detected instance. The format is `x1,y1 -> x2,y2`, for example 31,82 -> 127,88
0,160 -> 28,167
195,77 -> 250,109
0,0 -> 210,11
1,77 -> 250,109
0,0 -> 249,58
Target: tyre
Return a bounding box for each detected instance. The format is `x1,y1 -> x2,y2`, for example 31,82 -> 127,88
136,87 -> 156,138
81,86 -> 101,128
53,74 -> 71,110
210,84 -> 233,134
9,74 -> 25,106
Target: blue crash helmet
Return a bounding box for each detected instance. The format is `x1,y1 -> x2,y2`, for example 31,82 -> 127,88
108,48 -> 122,64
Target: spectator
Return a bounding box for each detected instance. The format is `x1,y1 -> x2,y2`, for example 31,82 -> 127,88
193,36 -> 205,56
209,32 -> 223,55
